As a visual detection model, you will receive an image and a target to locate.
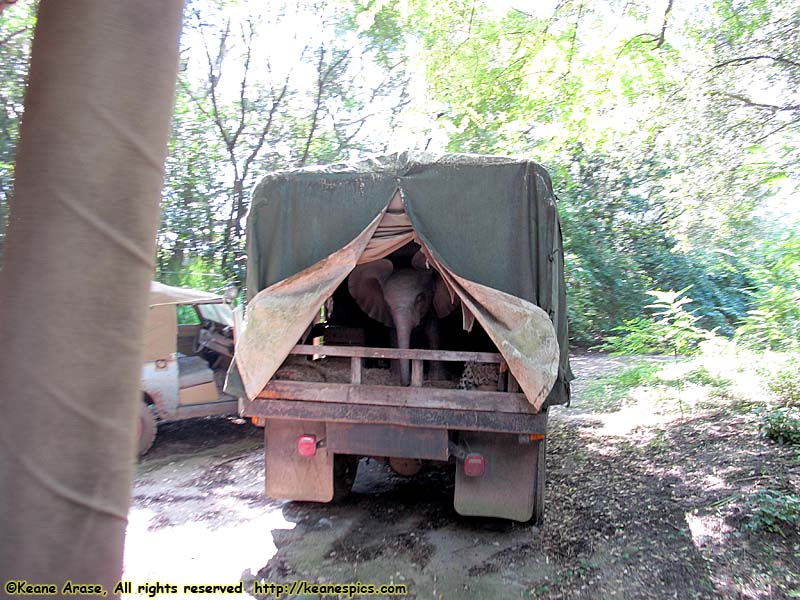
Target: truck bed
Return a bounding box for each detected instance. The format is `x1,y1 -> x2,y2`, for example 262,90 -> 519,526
240,344 -> 546,435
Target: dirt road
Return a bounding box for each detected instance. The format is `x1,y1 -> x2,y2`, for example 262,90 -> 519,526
124,354 -> 799,599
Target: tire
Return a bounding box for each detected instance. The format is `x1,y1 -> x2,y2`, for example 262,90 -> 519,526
332,455 -> 359,502
137,401 -> 157,457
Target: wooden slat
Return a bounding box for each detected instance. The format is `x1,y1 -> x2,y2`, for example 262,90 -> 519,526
243,398 -> 548,435
289,344 -> 502,363
508,374 -> 520,393
256,380 -> 534,414
497,367 -> 507,392
350,356 -> 362,385
410,359 -> 423,387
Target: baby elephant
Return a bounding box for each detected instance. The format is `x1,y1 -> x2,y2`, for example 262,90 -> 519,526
348,252 -> 457,385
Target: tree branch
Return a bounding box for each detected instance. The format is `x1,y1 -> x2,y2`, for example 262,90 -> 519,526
199,16 -> 233,150
655,0 -> 673,49
299,46 -> 350,167
0,25 -> 30,48
228,19 -> 255,152
711,55 -> 800,71
617,0 -> 674,56
723,93 -> 800,114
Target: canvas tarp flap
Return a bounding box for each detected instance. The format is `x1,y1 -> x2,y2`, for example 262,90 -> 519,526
231,152 -> 573,408
418,250 -> 560,408
231,199 -> 561,408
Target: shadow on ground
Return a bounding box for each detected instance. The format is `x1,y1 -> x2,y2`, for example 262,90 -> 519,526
250,378 -> 798,599
128,356 -> 798,599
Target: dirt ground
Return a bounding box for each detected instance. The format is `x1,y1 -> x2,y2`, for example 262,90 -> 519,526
124,353 -> 799,599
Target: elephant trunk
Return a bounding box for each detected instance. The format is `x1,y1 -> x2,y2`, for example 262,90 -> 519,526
392,308 -> 414,386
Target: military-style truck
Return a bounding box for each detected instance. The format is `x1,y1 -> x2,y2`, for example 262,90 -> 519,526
226,153 -> 572,522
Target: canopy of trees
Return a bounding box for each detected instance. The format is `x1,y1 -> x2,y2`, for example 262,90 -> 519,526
1,0 -> 797,350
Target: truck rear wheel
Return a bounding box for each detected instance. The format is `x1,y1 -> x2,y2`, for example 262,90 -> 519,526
137,400 -> 157,457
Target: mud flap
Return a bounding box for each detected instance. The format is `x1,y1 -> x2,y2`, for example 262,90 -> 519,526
454,432 -> 545,523
265,420 -> 333,502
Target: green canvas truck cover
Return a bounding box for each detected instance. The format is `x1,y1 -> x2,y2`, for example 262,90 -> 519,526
227,152 -> 573,410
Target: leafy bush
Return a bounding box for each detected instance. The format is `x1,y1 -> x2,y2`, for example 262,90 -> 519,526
736,234 -> 800,352
599,317 -> 672,355
598,287 -> 713,356
758,406 -> 800,445
746,489 -> 800,536
768,361 -> 800,407
647,288 -> 714,356
683,366 -> 731,388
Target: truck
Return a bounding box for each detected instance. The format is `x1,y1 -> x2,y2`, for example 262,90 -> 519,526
226,153 -> 573,522
138,281 -> 239,455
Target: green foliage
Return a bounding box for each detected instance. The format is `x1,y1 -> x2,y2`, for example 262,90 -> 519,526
582,363 -> 662,410
176,305 -> 201,326
768,362 -> 800,407
646,288 -> 713,356
683,366 -> 732,389
600,317 -> 673,355
157,257 -> 230,295
0,0 -> 36,264
758,407 -> 800,446
599,288 -> 712,356
746,489 -> 800,536
759,359 -> 800,444
736,233 -> 800,352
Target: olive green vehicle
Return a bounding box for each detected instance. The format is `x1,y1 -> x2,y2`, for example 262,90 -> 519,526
227,153 -> 573,522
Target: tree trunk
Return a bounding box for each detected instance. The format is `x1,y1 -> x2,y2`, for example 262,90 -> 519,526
0,1 -> 182,593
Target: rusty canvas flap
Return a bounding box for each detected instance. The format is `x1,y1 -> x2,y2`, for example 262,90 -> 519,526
229,188 -> 559,410
447,275 -> 558,409
437,264 -> 560,410
231,210 -> 386,400
358,190 -> 414,264
419,249 -> 559,410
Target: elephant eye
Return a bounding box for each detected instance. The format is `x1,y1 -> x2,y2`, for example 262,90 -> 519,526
415,293 -> 425,305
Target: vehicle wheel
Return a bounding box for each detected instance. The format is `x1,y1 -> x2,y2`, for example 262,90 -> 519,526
332,455 -> 359,502
137,401 -> 157,457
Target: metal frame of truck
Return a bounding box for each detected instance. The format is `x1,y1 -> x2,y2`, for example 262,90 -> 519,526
232,153 -> 572,523
241,344 -> 548,523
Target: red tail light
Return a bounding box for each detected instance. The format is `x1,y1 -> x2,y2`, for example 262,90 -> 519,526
297,434 -> 317,457
464,453 -> 485,477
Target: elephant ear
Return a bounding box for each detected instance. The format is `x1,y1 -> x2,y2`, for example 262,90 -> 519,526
411,250 -> 429,271
348,259 -> 394,327
433,273 -> 460,318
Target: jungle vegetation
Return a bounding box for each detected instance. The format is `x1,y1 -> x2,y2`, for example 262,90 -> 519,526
1,0 -> 797,352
